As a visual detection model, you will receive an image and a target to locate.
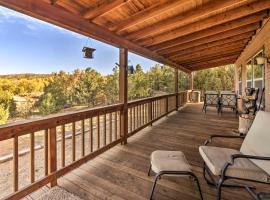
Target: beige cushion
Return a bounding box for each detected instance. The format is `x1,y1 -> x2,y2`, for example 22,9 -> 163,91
150,151 -> 191,174
240,111 -> 270,176
199,146 -> 269,183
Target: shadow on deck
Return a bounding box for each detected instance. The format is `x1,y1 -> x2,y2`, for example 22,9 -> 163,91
30,103 -> 266,200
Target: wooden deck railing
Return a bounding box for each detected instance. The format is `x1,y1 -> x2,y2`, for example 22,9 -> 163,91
0,91 -> 188,200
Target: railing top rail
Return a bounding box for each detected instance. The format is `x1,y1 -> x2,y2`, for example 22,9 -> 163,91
0,103 -> 123,141
0,91 -> 188,141
128,93 -> 178,107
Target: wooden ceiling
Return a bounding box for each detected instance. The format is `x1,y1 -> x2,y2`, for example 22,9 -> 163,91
0,0 -> 270,72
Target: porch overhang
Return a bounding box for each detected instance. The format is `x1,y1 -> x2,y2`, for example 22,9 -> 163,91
0,0 -> 269,72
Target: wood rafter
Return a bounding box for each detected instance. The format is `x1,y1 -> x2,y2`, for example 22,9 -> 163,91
168,38 -> 250,59
83,0 -> 128,20
176,50 -> 243,66
0,0 -> 190,73
126,0 -> 255,40
138,0 -> 270,47
190,59 -> 237,71
188,56 -> 239,68
150,12 -> 265,52
157,23 -> 259,55
174,48 -> 244,64
109,0 -> 190,32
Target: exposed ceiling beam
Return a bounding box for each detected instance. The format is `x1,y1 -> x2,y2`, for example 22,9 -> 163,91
157,23 -> 259,55
150,14 -> 265,52
0,0 -> 190,73
173,44 -> 246,62
83,0 -> 128,20
56,0 -> 83,14
190,60 -> 237,71
109,0 -> 190,32
173,48 -> 244,63
126,0 -> 255,40
138,0 -> 270,47
167,38 -> 250,59
188,56 -> 239,68
176,50 -> 243,65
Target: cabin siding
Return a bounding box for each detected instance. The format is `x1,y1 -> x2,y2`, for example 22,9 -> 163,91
235,18 -> 270,111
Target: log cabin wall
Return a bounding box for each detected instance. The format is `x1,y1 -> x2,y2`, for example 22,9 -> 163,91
235,18 -> 270,111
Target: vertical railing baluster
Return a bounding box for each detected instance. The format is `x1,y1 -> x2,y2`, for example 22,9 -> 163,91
30,132 -> 35,183
109,113 -> 112,143
44,130 -> 48,176
142,104 -> 145,125
139,105 -> 142,127
72,122 -> 76,162
103,114 -> 106,146
136,106 -> 139,129
129,108 -> 132,132
89,118 -> 93,152
114,112 -> 117,140
97,115 -> 100,149
81,120 -> 85,157
13,136 -> 18,192
166,97 -> 169,114
61,125 -> 65,168
133,107 -> 136,130
48,127 -> 57,187
149,101 -> 152,125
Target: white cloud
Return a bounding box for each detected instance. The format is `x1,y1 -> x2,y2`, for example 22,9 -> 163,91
26,24 -> 37,30
0,6 -> 85,39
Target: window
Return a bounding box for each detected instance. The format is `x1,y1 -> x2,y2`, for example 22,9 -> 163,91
245,50 -> 265,108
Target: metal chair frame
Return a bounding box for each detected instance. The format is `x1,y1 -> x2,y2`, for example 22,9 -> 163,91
203,93 -> 220,113
203,135 -> 270,200
148,165 -> 204,200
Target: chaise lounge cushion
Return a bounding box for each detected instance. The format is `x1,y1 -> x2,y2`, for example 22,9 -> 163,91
199,146 -> 270,183
150,150 -> 192,174
240,111 -> 270,176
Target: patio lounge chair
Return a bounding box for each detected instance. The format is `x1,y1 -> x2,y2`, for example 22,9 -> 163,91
203,91 -> 219,113
199,111 -> 270,200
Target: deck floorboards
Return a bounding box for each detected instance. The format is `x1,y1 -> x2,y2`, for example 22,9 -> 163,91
30,103 -> 268,200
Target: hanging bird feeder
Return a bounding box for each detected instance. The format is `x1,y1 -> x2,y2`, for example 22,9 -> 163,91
82,38 -> 96,59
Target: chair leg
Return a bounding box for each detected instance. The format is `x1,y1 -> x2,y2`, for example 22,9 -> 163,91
216,177 -> 225,200
148,164 -> 152,176
190,174 -> 204,200
150,174 -> 160,200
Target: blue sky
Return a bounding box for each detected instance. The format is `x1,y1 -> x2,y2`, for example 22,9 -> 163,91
0,6 -> 158,75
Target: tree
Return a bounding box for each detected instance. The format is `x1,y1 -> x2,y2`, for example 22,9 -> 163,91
0,104 -> 9,125
128,64 -> 151,100
193,64 -> 234,92
37,71 -> 72,114
104,66 -> 119,104
71,68 -> 105,106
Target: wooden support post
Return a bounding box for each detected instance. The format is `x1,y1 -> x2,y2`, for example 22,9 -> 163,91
48,127 -> 57,187
119,48 -> 128,145
175,69 -> 179,110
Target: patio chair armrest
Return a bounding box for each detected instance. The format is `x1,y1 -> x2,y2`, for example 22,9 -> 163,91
203,134 -> 245,145
220,154 -> 270,178
231,154 -> 270,162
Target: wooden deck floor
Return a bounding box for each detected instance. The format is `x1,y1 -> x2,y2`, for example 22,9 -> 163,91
29,103 -> 268,200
